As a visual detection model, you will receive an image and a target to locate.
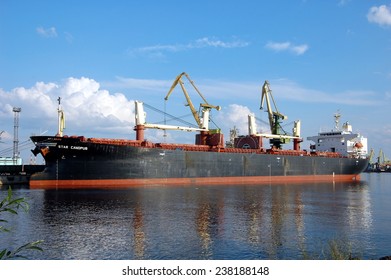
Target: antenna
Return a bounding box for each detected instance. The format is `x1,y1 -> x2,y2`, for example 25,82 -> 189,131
13,107 -> 21,163
334,110 -> 341,131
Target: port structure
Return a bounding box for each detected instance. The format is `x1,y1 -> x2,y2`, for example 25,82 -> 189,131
12,107 -> 21,163
164,72 -> 221,131
135,72 -> 222,144
249,80 -> 302,150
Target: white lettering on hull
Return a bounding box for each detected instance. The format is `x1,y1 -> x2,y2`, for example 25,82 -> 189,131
57,145 -> 88,151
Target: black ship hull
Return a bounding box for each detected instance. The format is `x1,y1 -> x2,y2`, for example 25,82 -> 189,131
29,136 -> 369,189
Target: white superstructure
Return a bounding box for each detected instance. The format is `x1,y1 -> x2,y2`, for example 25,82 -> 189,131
307,113 -> 368,159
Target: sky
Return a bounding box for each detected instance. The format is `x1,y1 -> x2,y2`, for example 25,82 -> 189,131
0,0 -> 390,163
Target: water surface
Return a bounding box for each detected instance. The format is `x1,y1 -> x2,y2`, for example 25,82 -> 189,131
1,173 -> 390,259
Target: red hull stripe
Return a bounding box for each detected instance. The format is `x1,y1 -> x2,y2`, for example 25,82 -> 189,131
29,174 -> 361,189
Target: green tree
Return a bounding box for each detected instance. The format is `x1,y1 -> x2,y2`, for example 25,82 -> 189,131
0,188 -> 43,259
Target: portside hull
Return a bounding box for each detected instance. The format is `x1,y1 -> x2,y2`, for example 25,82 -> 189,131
30,136 -> 368,189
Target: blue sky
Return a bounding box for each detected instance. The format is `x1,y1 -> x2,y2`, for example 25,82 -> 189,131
1,0 -> 390,163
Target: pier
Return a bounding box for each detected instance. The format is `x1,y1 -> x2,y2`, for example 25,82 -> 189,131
0,164 -> 45,187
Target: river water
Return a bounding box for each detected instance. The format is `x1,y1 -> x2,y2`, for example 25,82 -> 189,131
1,173 -> 390,260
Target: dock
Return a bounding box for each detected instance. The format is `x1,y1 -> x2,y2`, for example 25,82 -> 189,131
0,165 -> 45,187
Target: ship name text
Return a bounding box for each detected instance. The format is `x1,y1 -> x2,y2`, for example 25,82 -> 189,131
57,145 -> 88,151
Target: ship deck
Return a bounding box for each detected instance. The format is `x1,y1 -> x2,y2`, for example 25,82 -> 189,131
85,136 -> 346,158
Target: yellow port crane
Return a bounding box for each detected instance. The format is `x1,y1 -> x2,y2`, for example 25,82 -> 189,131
164,72 -> 221,130
370,149 -> 391,172
260,80 -> 291,149
368,148 -> 375,164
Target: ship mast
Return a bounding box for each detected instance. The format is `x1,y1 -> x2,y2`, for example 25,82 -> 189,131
56,97 -> 65,137
334,111 -> 341,131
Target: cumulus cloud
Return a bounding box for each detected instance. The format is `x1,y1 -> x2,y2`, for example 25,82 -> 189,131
36,26 -> 58,38
128,37 -> 250,58
367,4 -> 391,26
215,104 -> 253,136
58,78 -> 134,130
0,77 -> 135,140
265,41 -> 309,55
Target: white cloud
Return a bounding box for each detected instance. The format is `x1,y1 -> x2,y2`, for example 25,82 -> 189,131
193,37 -> 249,48
216,104 -> 253,135
128,37 -> 249,58
0,77 -> 135,140
265,41 -> 309,55
367,4 -> 391,26
36,26 -> 58,38
291,44 -> 309,55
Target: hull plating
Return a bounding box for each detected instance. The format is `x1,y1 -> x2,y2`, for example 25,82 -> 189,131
30,136 -> 368,189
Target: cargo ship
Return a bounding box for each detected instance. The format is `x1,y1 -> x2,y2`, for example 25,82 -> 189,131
29,76 -> 369,189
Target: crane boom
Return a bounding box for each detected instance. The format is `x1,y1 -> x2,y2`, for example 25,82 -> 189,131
259,80 -> 292,149
164,72 -> 220,129
260,80 -> 287,134
260,81 -> 274,133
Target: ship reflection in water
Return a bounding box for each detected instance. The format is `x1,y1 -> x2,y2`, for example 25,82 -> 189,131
2,174 -> 390,260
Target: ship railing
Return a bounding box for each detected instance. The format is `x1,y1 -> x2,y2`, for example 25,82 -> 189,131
65,135 -> 87,141
87,138 -> 144,147
155,143 -> 210,152
266,149 -> 309,156
223,148 -> 257,154
309,151 -> 344,158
